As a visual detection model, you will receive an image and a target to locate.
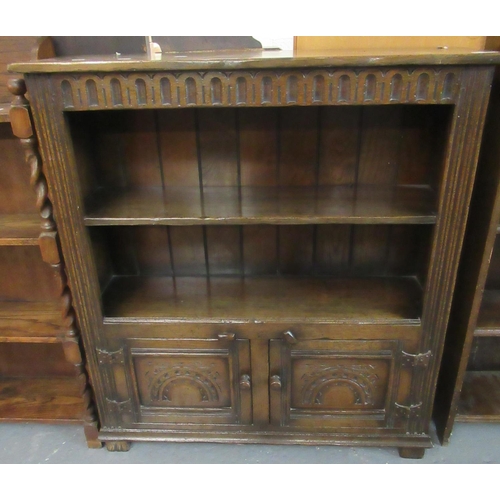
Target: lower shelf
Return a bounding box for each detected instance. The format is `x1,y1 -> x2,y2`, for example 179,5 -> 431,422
0,301 -> 65,342
0,104 -> 9,123
0,377 -> 83,423
475,290 -> 500,336
103,275 -> 422,324
0,214 -> 41,246
456,371 -> 500,422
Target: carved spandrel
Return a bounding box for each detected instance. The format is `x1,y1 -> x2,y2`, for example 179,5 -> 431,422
55,67 -> 462,111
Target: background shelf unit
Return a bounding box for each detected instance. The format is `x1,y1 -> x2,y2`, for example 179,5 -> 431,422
0,37 -> 84,425
434,65 -> 500,442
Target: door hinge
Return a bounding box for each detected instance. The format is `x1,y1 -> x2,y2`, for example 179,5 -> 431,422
96,347 -> 125,365
395,402 -> 422,419
401,350 -> 432,368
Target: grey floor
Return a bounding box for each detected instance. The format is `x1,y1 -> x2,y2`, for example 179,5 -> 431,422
0,422 -> 499,463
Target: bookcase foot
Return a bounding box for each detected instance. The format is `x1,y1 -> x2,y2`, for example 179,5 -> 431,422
398,447 -> 426,459
105,440 -> 131,452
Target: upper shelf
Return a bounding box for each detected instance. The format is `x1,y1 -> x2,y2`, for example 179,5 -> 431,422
0,214 -> 40,246
8,48 -> 500,73
84,185 -> 437,226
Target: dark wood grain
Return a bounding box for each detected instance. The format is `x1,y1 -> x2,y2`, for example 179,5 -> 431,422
0,214 -> 41,245
85,185 -> 438,225
239,108 -> 278,187
0,377 -> 83,422
0,122 -> 38,214
279,107 -> 318,187
475,290 -> 500,334
433,68 -> 500,443
9,48 -> 500,74
415,66 -> 493,435
0,36 -> 40,106
102,275 -> 422,324
0,301 -> 65,342
456,371 -> 500,422
7,70 -> 100,446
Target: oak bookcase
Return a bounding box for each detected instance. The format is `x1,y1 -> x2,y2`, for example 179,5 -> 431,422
10,48 -> 500,457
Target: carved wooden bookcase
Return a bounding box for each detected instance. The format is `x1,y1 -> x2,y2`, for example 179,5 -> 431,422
10,49 -> 499,457
0,36 -> 98,445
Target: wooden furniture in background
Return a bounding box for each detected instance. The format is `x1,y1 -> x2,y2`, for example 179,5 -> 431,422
10,48 -> 499,457
434,59 -> 500,443
0,37 -> 99,447
294,36 -> 488,53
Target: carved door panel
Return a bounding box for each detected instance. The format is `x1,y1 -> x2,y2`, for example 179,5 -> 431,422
123,336 -> 252,426
269,338 -> 414,431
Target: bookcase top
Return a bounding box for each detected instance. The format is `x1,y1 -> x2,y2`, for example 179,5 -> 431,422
9,48 -> 500,73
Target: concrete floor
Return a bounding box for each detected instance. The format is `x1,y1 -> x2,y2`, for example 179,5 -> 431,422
0,422 -> 499,463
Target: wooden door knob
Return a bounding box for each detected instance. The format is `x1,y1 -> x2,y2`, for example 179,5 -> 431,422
270,375 -> 282,390
240,374 -> 251,390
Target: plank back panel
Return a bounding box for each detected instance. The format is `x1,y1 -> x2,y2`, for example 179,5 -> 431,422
319,107 -> 361,186
239,108 -> 278,187
279,107 -> 318,187
198,108 -> 238,187
159,109 -> 199,187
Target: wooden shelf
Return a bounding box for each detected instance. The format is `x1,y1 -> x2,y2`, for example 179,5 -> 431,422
0,214 -> 40,246
456,371 -> 500,422
102,275 -> 422,324
0,301 -> 65,343
475,290 -> 500,336
0,377 -> 83,422
0,104 -> 10,123
85,185 -> 437,226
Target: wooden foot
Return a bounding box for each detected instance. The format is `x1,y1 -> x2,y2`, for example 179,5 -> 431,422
106,440 -> 131,452
84,424 -> 102,449
398,447 -> 425,459
87,439 -> 103,449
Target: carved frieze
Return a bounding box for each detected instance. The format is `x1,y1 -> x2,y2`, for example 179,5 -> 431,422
55,67 -> 461,111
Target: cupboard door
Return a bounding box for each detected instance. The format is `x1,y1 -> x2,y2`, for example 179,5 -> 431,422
269,338 -> 415,431
111,336 -> 252,426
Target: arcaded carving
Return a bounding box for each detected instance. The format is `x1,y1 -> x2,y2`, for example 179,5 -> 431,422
145,362 -> 222,405
300,364 -> 379,406
56,67 -> 461,111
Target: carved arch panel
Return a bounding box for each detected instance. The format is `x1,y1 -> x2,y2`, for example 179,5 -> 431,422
118,337 -> 252,426
269,337 -> 415,431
